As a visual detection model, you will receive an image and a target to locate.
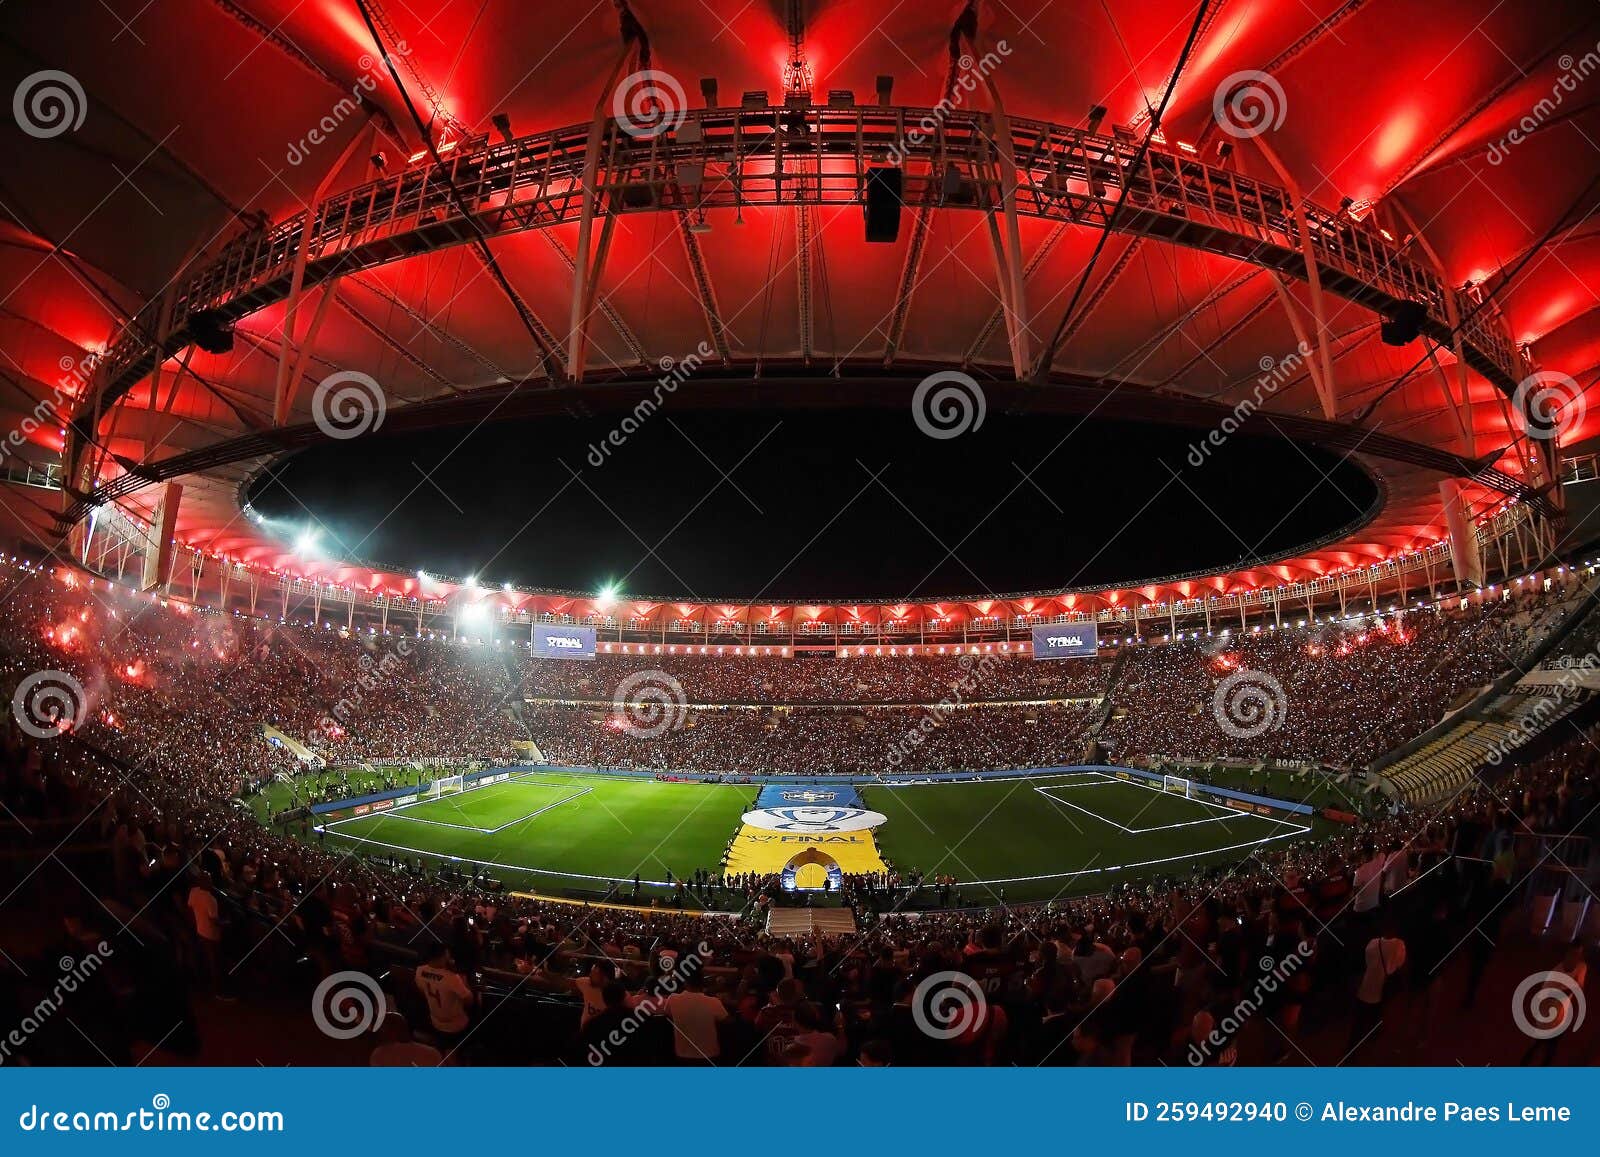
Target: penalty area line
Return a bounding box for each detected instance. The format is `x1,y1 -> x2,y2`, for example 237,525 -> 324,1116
952,821 -> 1313,887
480,786 -> 592,833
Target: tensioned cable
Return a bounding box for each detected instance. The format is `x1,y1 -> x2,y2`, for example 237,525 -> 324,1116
1354,168 -> 1600,424
1031,0 -> 1213,381
351,0 -> 562,375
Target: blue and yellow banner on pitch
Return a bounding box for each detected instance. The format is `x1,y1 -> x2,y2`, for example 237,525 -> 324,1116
724,784 -> 888,877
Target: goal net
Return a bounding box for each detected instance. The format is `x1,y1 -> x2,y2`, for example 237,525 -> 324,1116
426,773 -> 465,800
1161,774 -> 1194,798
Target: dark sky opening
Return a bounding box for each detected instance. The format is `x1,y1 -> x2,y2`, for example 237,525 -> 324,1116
248,406 -> 1378,601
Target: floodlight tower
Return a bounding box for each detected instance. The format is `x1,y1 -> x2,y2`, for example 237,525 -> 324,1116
784,0 -> 812,97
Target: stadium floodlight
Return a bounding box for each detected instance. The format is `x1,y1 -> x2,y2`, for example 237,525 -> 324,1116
596,584 -> 617,610
295,529 -> 318,556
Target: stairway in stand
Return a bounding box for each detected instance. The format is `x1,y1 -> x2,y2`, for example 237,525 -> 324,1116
766,907 -> 858,937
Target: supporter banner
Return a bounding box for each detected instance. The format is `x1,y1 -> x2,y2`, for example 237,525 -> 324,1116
532,624 -> 596,660
309,783 -> 423,816
1032,621 -> 1098,659
728,782 -> 888,878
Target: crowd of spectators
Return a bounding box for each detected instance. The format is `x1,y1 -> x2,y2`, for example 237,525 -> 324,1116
526,701 -> 1098,775
520,649 -> 1107,703
0,563 -> 1594,1066
0,567 -> 1571,787
4,713 -> 1594,1066
1101,592 -> 1566,767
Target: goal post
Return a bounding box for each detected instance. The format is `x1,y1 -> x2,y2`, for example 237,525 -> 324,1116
425,773 -> 465,800
1161,774 -> 1194,798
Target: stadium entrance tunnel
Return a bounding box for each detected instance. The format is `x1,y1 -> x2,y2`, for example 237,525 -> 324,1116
782,848 -> 843,892
248,393 -> 1379,601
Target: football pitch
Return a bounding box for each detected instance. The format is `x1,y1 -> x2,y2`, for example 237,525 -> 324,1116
310,769 -> 1321,905
864,772 -> 1318,903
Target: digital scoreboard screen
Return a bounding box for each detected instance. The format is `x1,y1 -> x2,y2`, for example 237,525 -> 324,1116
1031,621 -> 1098,659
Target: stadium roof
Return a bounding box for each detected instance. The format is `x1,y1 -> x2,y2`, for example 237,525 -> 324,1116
1,0 -> 1596,618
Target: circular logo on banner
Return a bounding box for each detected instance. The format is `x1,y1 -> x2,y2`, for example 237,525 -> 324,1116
780,789 -> 839,804
740,805 -> 887,832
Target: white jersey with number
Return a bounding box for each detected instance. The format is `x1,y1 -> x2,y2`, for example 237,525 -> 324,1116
415,964 -> 472,1034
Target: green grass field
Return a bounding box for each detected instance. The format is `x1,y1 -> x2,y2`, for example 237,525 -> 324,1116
246,765 -> 421,822
865,772 -> 1323,903
1181,765 -> 1371,813
317,772 -> 753,897
300,768 -> 1325,906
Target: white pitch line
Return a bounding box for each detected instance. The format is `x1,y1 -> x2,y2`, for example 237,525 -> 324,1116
872,770 -> 1116,789
333,783 -> 593,835
480,786 -> 592,833
309,826 -> 675,887
949,823 -> 1313,886
1031,783 -> 1285,834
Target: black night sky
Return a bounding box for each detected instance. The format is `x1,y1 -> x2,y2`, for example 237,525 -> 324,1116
247,407 -> 1377,601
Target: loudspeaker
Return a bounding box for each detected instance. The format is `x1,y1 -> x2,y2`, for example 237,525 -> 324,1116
1380,300 -> 1428,346
188,309 -> 235,355
864,167 -> 903,243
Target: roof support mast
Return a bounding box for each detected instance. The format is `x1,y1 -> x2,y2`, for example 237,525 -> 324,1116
884,5 -> 972,367
274,118 -> 380,426
954,2 -> 1031,380
786,1 -> 817,366
570,1 -> 651,381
